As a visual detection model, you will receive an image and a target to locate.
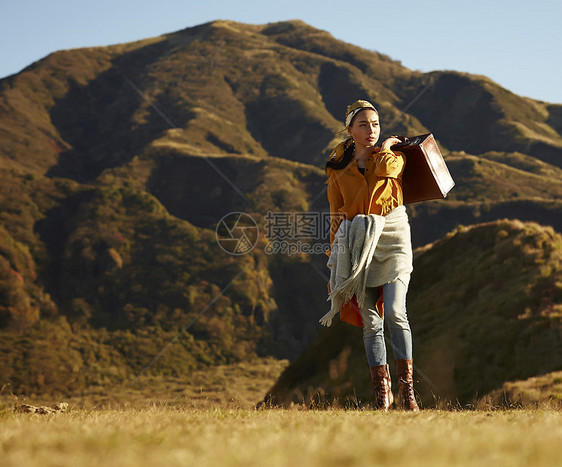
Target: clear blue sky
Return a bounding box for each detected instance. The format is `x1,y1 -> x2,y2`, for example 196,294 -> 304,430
2,0 -> 561,103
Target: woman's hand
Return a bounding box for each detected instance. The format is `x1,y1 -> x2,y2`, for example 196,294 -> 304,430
381,136 -> 402,151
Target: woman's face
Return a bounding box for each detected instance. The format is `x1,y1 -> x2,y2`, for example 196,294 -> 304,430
347,109 -> 380,149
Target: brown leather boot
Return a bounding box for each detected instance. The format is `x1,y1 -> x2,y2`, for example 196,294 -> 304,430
395,359 -> 420,411
369,364 -> 394,411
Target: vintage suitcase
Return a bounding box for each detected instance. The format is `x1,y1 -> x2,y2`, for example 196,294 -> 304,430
392,133 -> 455,204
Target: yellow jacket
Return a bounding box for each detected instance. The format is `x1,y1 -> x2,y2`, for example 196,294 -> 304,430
326,147 -> 406,249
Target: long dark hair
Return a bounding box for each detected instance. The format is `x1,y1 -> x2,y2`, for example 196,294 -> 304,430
325,139 -> 355,171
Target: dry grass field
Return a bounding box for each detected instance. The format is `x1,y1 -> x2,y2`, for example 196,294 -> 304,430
2,357 -> 561,467
1,406 -> 561,467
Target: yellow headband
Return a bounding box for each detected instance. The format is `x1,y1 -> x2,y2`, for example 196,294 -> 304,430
345,100 -> 378,128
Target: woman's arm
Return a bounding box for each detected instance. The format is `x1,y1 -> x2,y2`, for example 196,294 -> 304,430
374,136 -> 406,178
374,150 -> 405,178
326,171 -> 345,249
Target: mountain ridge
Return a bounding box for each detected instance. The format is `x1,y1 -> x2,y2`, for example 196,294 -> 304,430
2,19 -> 561,179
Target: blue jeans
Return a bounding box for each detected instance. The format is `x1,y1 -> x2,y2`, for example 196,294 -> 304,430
359,276 -> 413,367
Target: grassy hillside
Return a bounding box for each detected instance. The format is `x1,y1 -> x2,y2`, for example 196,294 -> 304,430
263,220 -> 562,408
0,19 -> 561,399
479,370 -> 562,408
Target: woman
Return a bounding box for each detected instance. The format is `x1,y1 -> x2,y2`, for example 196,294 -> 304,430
323,99 -> 419,411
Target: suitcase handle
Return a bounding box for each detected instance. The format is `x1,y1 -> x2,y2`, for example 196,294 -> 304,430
391,136 -> 422,151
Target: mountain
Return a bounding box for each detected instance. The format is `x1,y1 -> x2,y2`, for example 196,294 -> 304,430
0,19 -> 560,398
